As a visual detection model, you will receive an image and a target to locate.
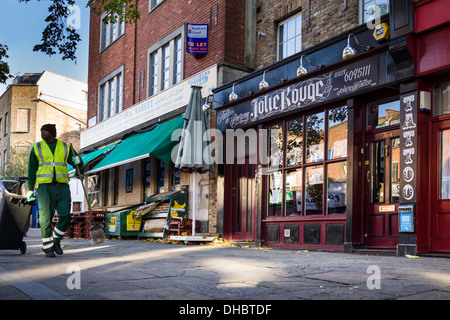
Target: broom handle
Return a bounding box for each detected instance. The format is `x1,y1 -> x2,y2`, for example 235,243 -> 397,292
69,144 -> 94,223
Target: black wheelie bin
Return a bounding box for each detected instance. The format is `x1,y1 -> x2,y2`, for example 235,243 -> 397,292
0,179 -> 34,254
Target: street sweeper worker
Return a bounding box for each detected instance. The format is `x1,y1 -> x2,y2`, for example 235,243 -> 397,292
26,124 -> 84,258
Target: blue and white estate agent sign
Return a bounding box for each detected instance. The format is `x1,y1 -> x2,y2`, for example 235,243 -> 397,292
186,23 -> 209,54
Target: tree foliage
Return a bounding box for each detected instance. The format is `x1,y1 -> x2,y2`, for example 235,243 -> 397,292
0,43 -> 10,84
0,147 -> 29,181
0,0 -> 140,83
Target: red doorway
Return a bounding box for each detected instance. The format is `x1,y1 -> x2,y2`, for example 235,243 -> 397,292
364,130 -> 400,249
431,120 -> 450,252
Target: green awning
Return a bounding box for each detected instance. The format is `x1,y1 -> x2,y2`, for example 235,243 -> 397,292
68,142 -> 120,177
86,116 -> 184,174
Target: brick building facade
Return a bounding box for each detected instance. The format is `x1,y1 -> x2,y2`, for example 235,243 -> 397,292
85,0 -> 450,255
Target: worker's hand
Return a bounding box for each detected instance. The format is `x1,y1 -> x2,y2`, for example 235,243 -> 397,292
72,156 -> 81,165
26,191 -> 36,202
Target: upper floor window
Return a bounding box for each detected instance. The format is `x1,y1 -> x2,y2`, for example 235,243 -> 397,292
4,112 -> 8,136
278,13 -> 302,60
150,0 -> 164,11
16,109 -> 30,132
360,0 -> 389,24
100,13 -> 125,51
148,32 -> 183,97
434,81 -> 450,117
98,66 -> 124,122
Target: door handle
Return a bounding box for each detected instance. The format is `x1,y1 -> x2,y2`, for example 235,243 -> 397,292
367,170 -> 370,183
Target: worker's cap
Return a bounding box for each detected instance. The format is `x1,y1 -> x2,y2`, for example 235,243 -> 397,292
41,124 -> 57,137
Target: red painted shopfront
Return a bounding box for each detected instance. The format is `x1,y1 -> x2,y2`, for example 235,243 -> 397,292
213,0 -> 450,255
413,0 -> 450,253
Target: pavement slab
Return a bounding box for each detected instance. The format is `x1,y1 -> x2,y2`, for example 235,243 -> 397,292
0,228 -> 449,303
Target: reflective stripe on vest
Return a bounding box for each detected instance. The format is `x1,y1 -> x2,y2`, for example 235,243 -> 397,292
34,140 -> 70,183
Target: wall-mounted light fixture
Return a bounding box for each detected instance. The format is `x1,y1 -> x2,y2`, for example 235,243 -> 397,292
343,34 -> 373,60
297,54 -> 325,77
257,31 -> 267,37
202,94 -> 213,113
202,93 -> 224,112
229,83 -> 240,102
259,70 -> 269,91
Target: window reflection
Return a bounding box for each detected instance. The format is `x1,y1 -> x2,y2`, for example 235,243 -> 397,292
441,129 -> 450,199
265,107 -> 347,217
305,165 -> 323,215
306,112 -> 324,163
267,171 -> 283,217
390,138 -> 400,202
370,140 -> 385,203
327,162 -> 347,214
286,118 -> 303,166
367,100 -> 400,130
269,123 -> 283,168
285,169 -> 302,216
328,106 -> 348,159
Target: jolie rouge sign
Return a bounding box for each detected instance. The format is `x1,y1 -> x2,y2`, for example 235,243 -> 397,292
217,55 -> 379,132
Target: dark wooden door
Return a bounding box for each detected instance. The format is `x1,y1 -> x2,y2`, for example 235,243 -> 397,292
364,130 -> 400,248
231,158 -> 257,240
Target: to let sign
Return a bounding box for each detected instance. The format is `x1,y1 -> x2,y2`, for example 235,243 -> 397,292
186,24 -> 208,54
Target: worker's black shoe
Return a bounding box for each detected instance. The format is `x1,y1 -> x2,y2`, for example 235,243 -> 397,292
45,251 -> 56,258
54,243 -> 63,255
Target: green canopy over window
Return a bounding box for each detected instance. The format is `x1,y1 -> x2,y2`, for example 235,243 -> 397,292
86,116 -> 184,174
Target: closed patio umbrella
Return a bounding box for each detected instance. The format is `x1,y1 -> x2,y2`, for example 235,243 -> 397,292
174,85 -> 213,236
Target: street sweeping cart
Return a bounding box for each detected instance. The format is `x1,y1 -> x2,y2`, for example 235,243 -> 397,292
0,179 -> 34,254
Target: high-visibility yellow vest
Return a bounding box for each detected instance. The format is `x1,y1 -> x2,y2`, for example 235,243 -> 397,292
33,140 -> 70,184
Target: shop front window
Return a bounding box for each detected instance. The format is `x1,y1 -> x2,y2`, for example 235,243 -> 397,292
267,170 -> 283,217
369,139 -> 385,203
286,118 -> 302,166
327,161 -> 347,214
305,165 -> 323,215
285,168 -> 302,216
390,137 -> 400,202
266,106 -> 348,217
306,112 -> 324,163
441,129 -> 450,199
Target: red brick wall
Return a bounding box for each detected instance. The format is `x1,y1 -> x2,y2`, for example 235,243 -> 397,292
87,11 -> 136,121
88,0 -> 248,119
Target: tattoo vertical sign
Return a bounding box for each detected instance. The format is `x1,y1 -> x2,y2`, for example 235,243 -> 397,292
399,92 -> 417,203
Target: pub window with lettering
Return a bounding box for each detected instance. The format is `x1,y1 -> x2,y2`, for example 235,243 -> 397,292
266,105 -> 348,217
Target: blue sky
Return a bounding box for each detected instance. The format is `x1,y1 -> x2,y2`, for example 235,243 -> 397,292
0,0 -> 90,95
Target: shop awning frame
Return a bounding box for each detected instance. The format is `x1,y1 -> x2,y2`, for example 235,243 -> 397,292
85,116 -> 184,175
68,142 -> 120,177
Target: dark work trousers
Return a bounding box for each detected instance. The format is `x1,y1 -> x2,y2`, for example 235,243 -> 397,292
37,183 -> 72,252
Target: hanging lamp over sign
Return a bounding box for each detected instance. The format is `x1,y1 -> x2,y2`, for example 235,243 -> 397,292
186,23 -> 209,55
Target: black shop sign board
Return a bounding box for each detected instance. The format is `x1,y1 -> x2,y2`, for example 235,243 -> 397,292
217,55 -> 379,132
